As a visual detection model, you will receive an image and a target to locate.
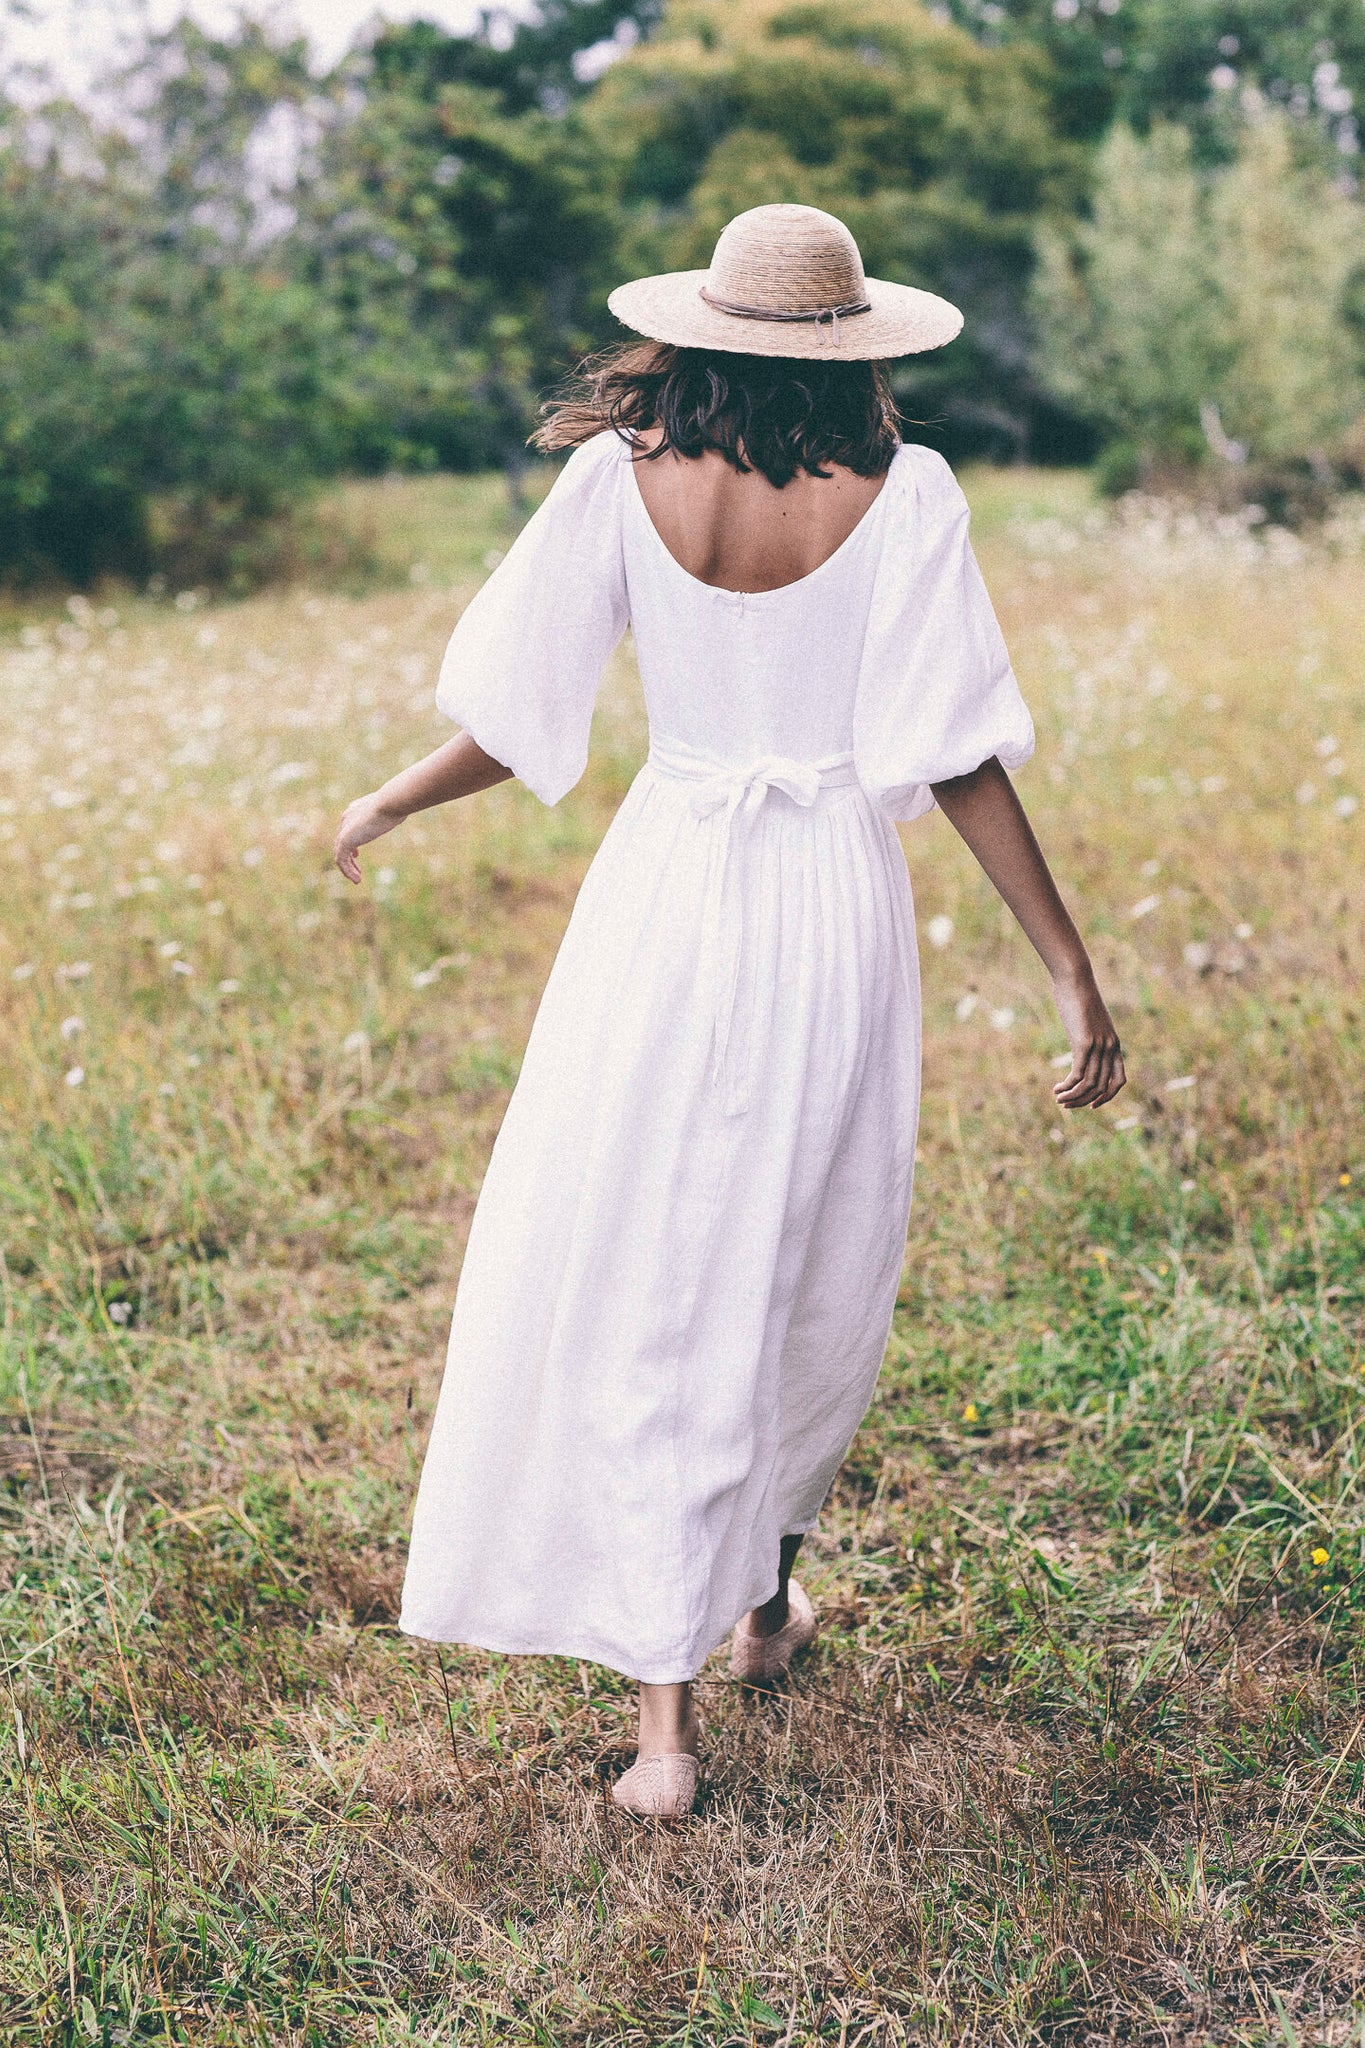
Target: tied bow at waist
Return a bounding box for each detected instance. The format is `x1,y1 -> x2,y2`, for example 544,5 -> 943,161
646,738 -> 860,1117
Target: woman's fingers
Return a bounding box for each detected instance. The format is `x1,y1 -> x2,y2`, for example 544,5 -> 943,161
1055,1036 -> 1124,1108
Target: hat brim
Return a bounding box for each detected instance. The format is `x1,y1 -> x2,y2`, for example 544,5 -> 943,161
607,269 -> 962,360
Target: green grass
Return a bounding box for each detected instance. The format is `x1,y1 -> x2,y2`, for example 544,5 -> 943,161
1,467 -> 1364,2044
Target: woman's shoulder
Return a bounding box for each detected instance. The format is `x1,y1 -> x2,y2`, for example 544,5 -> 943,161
558,427 -> 635,479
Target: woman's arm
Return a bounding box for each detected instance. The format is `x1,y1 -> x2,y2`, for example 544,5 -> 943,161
929,756 -> 1126,1109
332,731 -> 512,884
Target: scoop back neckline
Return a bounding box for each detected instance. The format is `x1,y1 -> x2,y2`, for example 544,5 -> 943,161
623,440 -> 900,601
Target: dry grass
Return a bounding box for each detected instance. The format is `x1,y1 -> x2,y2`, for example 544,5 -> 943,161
1,465 -> 1364,2045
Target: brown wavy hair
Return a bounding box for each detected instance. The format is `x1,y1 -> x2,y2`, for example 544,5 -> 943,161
533,341 -> 902,489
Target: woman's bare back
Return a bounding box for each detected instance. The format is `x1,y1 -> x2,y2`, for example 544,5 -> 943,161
630,428 -> 889,595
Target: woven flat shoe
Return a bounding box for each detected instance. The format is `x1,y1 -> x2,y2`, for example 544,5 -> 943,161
610,1752 -> 699,1818
729,1578 -> 817,1682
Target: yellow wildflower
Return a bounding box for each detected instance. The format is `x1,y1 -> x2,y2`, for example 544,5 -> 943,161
962,1402 -> 979,1424
1311,1547 -> 1329,1567
1340,1172 -> 1352,1188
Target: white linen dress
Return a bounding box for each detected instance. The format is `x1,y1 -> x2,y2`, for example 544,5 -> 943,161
398,430 -> 1033,1683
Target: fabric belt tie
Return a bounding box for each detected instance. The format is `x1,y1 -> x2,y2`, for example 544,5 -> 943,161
647,739 -> 859,1117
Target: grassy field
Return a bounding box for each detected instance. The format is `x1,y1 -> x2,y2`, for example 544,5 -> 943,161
2,464 -> 1364,2046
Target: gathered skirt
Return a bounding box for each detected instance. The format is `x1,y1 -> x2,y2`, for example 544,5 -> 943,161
398,745 -> 921,1682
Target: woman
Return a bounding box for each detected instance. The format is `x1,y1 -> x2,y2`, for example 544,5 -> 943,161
334,205 -> 1126,1818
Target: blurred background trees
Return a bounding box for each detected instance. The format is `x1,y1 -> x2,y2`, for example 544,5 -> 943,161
1,0 -> 1363,585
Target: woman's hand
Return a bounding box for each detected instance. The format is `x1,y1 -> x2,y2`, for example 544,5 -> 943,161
333,792 -> 402,885
1051,968 -> 1126,1109
332,732 -> 515,884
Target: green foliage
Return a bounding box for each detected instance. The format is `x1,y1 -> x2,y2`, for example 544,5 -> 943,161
1031,110 -> 1365,470
940,0 -> 1365,159
589,0 -> 1087,456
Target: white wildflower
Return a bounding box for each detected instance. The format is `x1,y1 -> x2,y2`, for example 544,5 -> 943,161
1130,894 -> 1162,920
242,848 -> 264,867
171,960 -> 193,976
64,1065 -> 85,1087
1234,922 -> 1253,939
12,962 -> 35,981
1165,1075 -> 1196,1093
926,914 -> 954,950
990,1006 -> 1016,1032
1183,942 -> 1212,972
342,1029 -> 369,1053
159,941 -> 181,959
1315,735 -> 1340,758
375,866 -> 397,887
1050,1053 -> 1072,1069
954,993 -> 978,1022
57,961 -> 92,981
1140,858 -> 1161,878
218,979 -> 241,994
59,1015 -> 84,1041
1335,794 -> 1358,819
107,1301 -> 132,1325
1114,1113 -> 1141,1131
1296,781 -> 1317,805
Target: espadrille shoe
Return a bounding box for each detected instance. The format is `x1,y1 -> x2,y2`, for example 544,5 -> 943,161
610,1751 -> 699,1818
729,1578 -> 817,1682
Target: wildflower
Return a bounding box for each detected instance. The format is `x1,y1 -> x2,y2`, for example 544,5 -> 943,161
1311,1547 -> 1329,1567
59,1016 -> 84,1041
1234,922 -> 1253,940
1165,1075 -> 1196,1092
107,1301 -> 132,1325
1182,941 -> 1212,972
57,961 -> 92,981
1050,1052 -> 1072,1069
1092,1247 -> 1109,1265
207,900 -> 225,916
989,1006 -> 1015,1031
1314,735 -> 1339,759
1130,894 -> 1162,920
242,848 -> 263,868
64,1066 -> 85,1087
1340,1172 -> 1352,1188
1140,858 -> 1161,878
375,867 -> 397,888
172,961 -> 193,976
954,993 -> 978,1022
159,941 -> 181,959
962,1402 -> 979,1423
218,978 -> 241,994
1114,1113 -> 1141,1131
12,962 -> 34,981
926,914 -> 954,949
1181,1178 -> 1196,1192
1335,795 -> 1358,820
1296,781 -> 1317,805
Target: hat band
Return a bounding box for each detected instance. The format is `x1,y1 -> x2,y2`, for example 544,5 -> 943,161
698,285 -> 872,345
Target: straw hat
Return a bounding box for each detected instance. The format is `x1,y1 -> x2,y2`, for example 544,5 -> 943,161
607,203 -> 962,361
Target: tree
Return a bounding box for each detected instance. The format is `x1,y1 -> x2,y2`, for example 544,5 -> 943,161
1030,109 -> 1365,480
586,0 -> 1088,456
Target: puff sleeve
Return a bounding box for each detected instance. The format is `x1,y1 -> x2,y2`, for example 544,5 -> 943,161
852,444 -> 1034,822
435,431 -> 631,806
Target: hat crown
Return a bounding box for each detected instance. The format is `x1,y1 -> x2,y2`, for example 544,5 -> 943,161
706,204 -> 868,316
